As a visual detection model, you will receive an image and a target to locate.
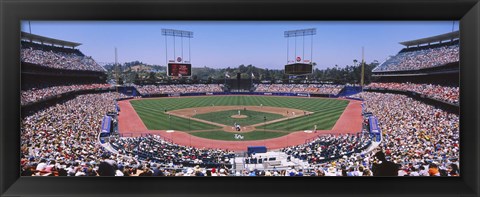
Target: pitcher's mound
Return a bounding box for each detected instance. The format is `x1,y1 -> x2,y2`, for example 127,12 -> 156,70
231,115 -> 248,119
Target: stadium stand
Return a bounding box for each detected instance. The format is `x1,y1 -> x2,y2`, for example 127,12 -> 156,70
21,92 -> 129,176
254,84 -> 344,95
373,31 -> 459,72
21,83 -> 112,106
360,32 -> 460,176
366,82 -> 459,104
281,133 -> 372,164
21,41 -> 104,72
111,134 -> 235,169
135,84 -> 224,95
369,31 -> 460,109
21,32 -> 111,107
355,92 -> 459,176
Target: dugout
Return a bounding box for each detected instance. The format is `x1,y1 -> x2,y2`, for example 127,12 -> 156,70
247,146 -> 267,156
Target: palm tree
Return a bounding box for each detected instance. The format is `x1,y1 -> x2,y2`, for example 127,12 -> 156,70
353,59 -> 358,67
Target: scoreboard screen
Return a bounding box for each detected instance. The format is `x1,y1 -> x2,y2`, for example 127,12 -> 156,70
168,63 -> 192,77
284,63 -> 313,75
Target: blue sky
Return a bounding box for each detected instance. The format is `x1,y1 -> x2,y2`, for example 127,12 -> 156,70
21,21 -> 458,70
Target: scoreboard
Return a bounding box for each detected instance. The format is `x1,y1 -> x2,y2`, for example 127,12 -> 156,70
284,63 -> 313,75
168,63 -> 192,77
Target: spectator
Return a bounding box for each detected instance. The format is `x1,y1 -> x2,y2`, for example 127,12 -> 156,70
372,151 -> 398,176
428,163 -> 441,176
409,167 -> 420,176
97,154 -> 116,176
447,163 -> 459,176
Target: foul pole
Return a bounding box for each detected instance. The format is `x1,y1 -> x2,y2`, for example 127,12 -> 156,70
361,47 -> 365,91
115,47 -> 120,91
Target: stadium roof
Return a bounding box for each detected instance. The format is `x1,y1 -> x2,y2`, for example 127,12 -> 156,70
399,31 -> 459,47
21,32 -> 82,48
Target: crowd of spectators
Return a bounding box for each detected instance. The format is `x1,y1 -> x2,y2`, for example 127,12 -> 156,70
277,91 -> 460,177
366,82 -> 459,104
20,89 -> 460,177
373,42 -> 459,72
21,92 -> 129,176
136,84 -> 224,95
21,46 -> 104,72
21,83 -> 112,106
355,92 -> 460,176
281,133 -> 372,165
111,134 -> 235,169
254,84 -> 344,95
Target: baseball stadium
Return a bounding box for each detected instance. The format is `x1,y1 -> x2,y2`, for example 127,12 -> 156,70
20,22 -> 459,177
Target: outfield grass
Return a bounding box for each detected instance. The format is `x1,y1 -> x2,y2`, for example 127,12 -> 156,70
189,130 -> 289,141
193,110 -> 284,127
130,96 -> 348,134
264,107 -> 345,131
129,104 -> 222,131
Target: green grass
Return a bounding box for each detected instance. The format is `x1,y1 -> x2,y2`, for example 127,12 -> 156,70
130,96 -> 349,134
192,110 -> 284,127
190,130 -> 289,141
263,106 -> 346,131
129,104 -> 221,131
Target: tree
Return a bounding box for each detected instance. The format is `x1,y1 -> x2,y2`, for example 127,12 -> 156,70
147,72 -> 157,84
117,77 -> 124,85
207,76 -> 213,84
133,73 -> 141,85
192,75 -> 199,83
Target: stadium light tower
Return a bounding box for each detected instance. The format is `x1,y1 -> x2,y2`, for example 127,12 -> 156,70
114,47 -> 120,86
162,29 -> 193,64
284,28 -> 316,65
284,28 -> 316,77
162,29 -> 194,78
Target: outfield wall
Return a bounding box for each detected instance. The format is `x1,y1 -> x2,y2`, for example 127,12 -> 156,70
141,91 -> 337,98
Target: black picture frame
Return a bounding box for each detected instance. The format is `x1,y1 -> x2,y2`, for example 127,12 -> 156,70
1,0 -> 479,196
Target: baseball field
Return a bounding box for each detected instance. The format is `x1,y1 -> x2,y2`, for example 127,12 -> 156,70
128,96 -> 349,141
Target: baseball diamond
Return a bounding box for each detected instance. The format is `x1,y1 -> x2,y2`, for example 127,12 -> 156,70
118,95 -> 362,150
